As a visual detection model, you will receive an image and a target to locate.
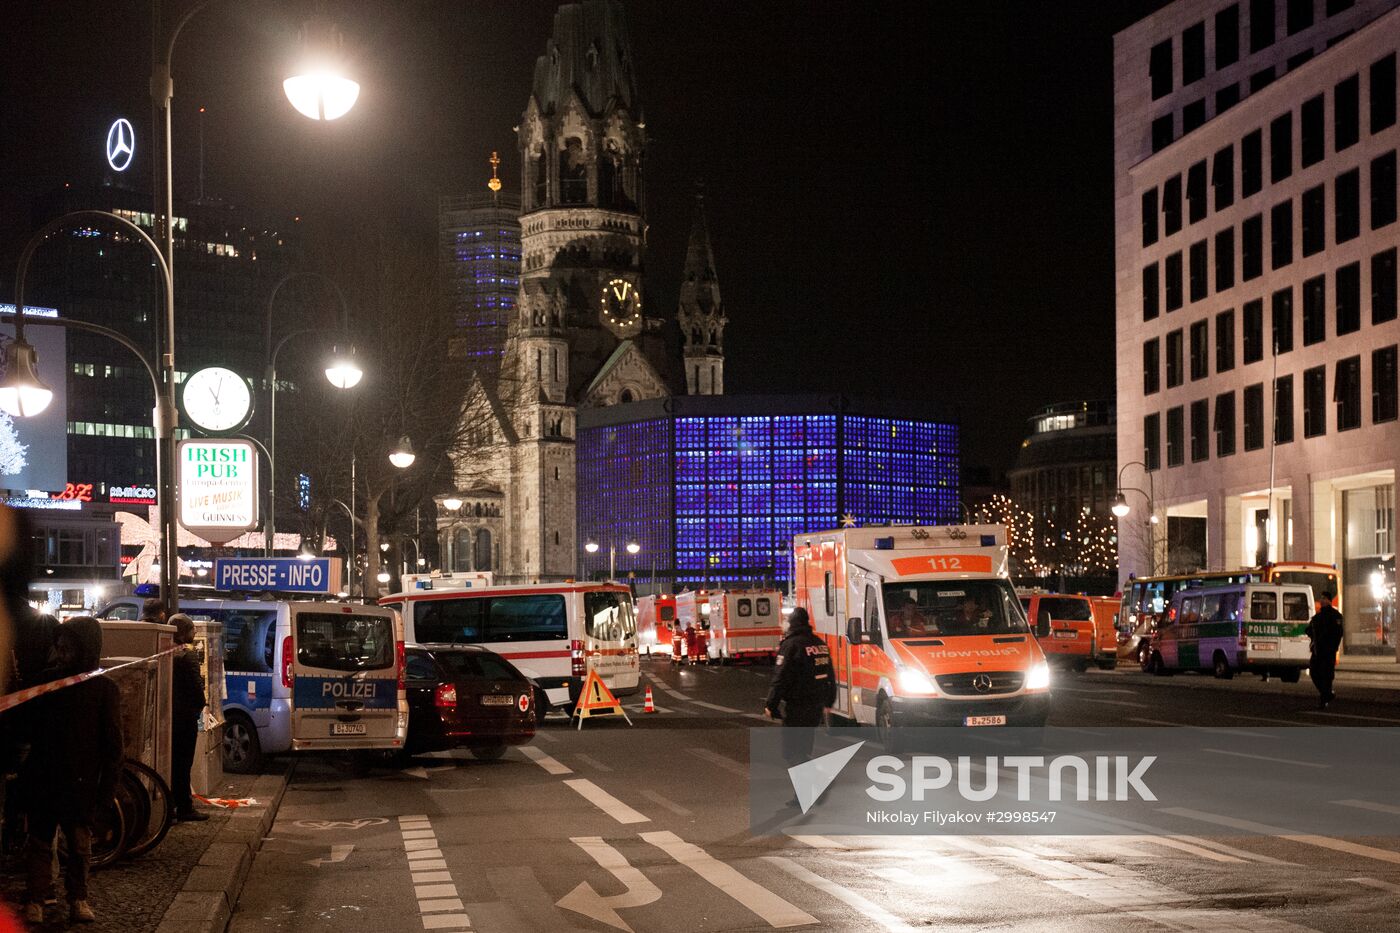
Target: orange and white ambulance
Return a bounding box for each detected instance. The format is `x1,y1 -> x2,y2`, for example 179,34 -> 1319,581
703,589 -> 783,662
636,594 -> 679,655
1018,590 -> 1115,672
794,524 -> 1051,738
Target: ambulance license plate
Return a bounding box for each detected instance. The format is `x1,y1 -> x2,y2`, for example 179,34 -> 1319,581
965,715 -> 1007,727
1053,631 -> 1077,639
480,695 -> 514,706
330,722 -> 366,736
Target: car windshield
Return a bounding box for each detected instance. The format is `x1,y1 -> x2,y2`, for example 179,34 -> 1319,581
881,580 -> 1029,638
1039,597 -> 1093,621
1273,571 -> 1335,601
296,612 -> 394,672
434,652 -> 524,682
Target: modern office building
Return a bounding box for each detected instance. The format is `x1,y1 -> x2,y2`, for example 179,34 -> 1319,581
1009,401 -> 1118,525
1115,0 -> 1400,652
26,181 -> 303,496
439,192 -> 522,370
574,395 -> 960,591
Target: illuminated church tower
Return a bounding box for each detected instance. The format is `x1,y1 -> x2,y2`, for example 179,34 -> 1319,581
678,191 -> 726,395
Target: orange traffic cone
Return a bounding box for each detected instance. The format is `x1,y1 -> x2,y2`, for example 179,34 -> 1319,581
644,685 -> 656,713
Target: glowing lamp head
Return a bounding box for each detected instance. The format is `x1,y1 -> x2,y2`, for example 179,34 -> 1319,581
376,571 -> 391,584
0,337 -> 54,417
440,496 -> 462,512
324,345 -> 363,389
388,436 -> 416,469
1111,493 -> 1130,519
284,17 -> 359,121
584,539 -> 600,554
625,540 -> 640,555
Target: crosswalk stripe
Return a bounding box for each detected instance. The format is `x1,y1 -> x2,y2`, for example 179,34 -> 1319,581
1075,697 -> 1150,708
564,778 -> 651,825
690,700 -> 743,713
518,745 -> 572,775
575,753 -> 613,773
641,830 -> 817,928
1332,799 -> 1400,816
766,856 -> 913,932
686,747 -> 749,776
1162,807 -> 1400,864
1200,748 -> 1329,769
640,788 -> 694,817
1069,813 -> 1294,864
1224,713 -> 1308,726
784,833 -> 846,849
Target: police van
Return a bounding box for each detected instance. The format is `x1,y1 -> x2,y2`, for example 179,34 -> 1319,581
1149,582 -> 1314,680
99,597 -> 407,771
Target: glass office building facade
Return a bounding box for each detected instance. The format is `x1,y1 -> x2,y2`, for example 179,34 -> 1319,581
577,396 -> 959,590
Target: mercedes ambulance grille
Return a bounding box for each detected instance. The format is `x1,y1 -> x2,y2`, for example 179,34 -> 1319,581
935,671 -> 1025,696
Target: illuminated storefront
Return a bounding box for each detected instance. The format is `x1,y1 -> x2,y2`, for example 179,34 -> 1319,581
576,396 -> 959,590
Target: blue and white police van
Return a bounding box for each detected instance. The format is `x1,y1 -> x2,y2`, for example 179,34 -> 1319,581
100,593 -> 407,772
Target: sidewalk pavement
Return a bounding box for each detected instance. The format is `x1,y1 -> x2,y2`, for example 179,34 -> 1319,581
1337,655 -> 1400,676
2,763 -> 288,933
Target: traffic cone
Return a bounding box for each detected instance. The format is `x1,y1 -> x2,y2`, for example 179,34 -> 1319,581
644,685 -> 656,713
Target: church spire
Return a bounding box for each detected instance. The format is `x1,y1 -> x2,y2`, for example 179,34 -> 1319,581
679,187 -> 726,395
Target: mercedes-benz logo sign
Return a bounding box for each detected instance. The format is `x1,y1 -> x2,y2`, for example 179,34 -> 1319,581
972,673 -> 994,693
106,118 -> 134,172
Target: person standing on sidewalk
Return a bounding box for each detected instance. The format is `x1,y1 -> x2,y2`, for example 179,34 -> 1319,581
22,617 -> 123,925
764,608 -> 836,765
169,614 -> 209,822
1305,591 -> 1345,709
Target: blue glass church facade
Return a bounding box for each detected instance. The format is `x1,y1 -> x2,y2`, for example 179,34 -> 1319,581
576,396 -> 960,590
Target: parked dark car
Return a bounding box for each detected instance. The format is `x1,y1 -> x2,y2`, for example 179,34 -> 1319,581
403,645 -> 536,759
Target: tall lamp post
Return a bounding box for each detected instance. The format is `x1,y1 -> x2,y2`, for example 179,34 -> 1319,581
328,497 -> 361,597
263,271 -> 361,555
148,0 -> 360,599
584,538 -> 640,583
1111,460 -> 1160,577
1,211 -> 177,608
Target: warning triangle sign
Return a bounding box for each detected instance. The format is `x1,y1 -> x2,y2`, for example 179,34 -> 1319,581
573,669 -> 633,729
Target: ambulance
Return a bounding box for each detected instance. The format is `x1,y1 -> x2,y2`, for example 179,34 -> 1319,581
1018,590 -> 1115,672
636,594 -> 679,655
704,589 -> 783,662
793,525 -> 1051,742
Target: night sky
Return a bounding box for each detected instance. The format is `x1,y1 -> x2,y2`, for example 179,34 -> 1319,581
0,0 -> 1169,476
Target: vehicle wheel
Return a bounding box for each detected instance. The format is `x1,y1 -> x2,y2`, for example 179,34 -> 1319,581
533,687 -> 550,725
120,760 -> 173,858
1279,669 -> 1302,684
1212,652 -> 1234,680
63,796 -> 127,871
1073,660 -> 1090,673
1138,642 -> 1153,673
875,695 -> 904,754
222,712 -> 263,774
1149,651 -> 1170,675
471,744 -> 508,762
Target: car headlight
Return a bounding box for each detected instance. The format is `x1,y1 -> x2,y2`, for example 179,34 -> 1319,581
898,668 -> 937,694
1025,662 -> 1051,691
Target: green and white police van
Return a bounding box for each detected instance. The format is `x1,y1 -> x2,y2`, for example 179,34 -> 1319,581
1148,582 -> 1314,681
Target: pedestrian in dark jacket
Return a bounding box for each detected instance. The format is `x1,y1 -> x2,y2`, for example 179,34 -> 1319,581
1305,592 -> 1345,709
765,608 -> 837,765
22,616 -> 123,925
140,597 -> 166,626
169,614 -> 209,822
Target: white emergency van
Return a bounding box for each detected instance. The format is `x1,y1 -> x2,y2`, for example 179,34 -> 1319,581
704,589 -> 783,661
381,581 -> 640,714
794,525 -> 1052,745
1150,582 -> 1313,680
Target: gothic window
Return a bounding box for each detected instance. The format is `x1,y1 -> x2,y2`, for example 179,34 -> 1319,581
599,141 -> 621,209
560,138 -> 588,204
532,150 -> 548,209
474,529 -> 493,571
453,529 -> 472,572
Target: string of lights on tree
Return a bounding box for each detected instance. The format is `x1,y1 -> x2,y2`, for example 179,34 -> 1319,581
972,493 -> 1118,577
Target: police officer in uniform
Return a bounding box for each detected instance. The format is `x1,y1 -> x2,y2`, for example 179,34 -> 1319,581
764,608 -> 836,764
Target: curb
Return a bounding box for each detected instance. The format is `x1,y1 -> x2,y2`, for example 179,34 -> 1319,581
152,772 -> 289,933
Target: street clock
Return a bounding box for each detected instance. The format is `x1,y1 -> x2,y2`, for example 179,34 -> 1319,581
181,366 -> 254,434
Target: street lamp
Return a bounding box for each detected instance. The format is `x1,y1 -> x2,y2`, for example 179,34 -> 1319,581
583,538 -> 639,581
1114,460 -> 1160,576
263,271 -> 360,555
282,17 -> 361,121
440,496 -> 463,512
389,436 -> 416,469
329,498 -> 361,597
0,337 -> 54,417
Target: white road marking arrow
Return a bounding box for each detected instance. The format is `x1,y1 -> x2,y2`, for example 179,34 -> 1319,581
556,836 -> 660,932
305,844 -> 354,868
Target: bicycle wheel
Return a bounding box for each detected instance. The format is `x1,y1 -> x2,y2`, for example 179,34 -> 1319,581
60,795 -> 126,871
120,759 -> 173,858
113,770 -> 150,860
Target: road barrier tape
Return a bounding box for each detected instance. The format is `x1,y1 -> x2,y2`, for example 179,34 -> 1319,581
0,645 -> 184,714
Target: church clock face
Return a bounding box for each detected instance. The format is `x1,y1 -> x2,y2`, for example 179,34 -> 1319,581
600,278 -> 641,330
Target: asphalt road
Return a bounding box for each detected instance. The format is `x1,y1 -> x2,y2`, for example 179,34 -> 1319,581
228,659 -> 1400,932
